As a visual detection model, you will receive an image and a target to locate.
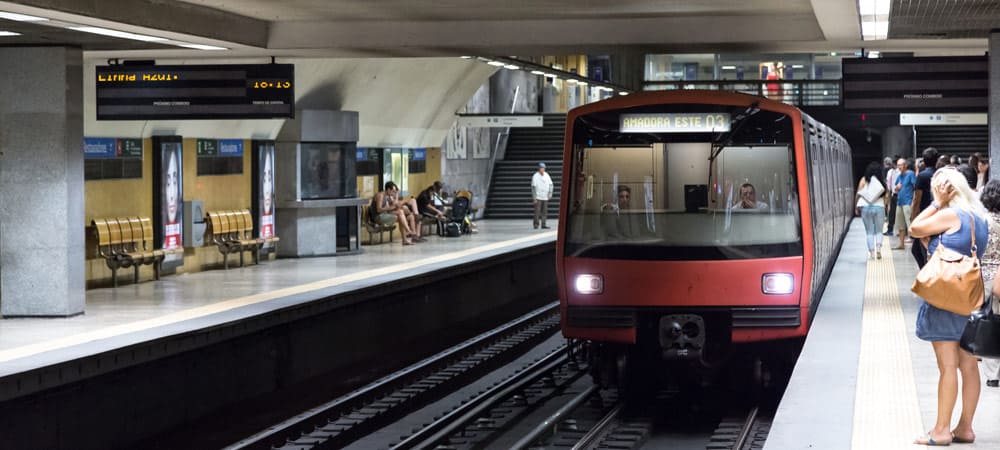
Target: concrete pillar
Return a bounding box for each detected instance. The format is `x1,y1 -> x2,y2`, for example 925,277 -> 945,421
0,47 -> 85,316
991,30 -> 1000,180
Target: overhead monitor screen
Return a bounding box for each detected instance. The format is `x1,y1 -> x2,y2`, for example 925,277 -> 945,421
96,63 -> 295,120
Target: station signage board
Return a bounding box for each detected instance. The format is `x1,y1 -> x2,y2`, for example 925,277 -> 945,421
456,115 -> 544,128
96,64 -> 295,120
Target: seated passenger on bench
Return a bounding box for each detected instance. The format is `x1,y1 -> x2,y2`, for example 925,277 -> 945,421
374,182 -> 422,245
417,181 -> 448,220
732,183 -> 769,210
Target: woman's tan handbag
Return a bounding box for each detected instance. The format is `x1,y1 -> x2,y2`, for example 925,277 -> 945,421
911,213 -> 984,315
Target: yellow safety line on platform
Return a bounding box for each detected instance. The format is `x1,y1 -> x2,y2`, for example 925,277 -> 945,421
0,231 -> 557,364
851,242 -> 924,449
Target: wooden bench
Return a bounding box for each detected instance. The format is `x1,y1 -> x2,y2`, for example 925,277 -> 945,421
205,209 -> 279,269
92,216 -> 181,286
362,204 -> 396,245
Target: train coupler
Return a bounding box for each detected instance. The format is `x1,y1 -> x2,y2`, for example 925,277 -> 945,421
658,314 -> 706,360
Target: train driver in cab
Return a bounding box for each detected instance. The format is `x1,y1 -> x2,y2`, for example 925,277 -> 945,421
732,183 -> 769,210
603,185 -> 640,238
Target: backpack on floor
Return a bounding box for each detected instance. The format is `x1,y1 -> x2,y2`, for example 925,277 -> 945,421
444,222 -> 462,237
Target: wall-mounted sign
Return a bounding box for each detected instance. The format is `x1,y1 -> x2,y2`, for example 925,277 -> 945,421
456,115 -> 544,128
620,113 -> 731,133
196,139 -> 219,156
900,113 -> 988,126
219,139 -> 244,156
96,63 -> 295,120
84,137 -> 143,159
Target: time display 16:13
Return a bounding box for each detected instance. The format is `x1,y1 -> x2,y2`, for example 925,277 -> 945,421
252,80 -> 292,89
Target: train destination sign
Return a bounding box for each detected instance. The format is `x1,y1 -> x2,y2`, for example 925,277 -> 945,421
96,64 -> 295,120
620,113 -> 731,133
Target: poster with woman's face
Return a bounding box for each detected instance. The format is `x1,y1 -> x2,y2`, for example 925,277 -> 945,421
161,142 -> 184,251
260,143 -> 275,238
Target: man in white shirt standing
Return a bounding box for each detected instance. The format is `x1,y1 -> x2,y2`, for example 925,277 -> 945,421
531,162 -> 554,229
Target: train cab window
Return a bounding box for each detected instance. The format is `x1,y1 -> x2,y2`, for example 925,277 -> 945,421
565,104 -> 801,260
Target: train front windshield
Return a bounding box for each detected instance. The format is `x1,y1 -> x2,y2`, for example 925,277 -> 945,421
565,104 -> 802,260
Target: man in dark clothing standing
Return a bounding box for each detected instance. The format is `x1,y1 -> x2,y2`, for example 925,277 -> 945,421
883,156 -> 898,235
909,147 -> 939,268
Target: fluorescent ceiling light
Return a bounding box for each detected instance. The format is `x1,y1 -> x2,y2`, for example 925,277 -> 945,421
69,26 -> 167,42
0,30 -> 21,36
503,64 -> 519,70
174,42 -> 227,50
619,92 -> 629,96
487,61 -> 505,66
460,56 -> 472,59
566,79 -> 578,84
577,81 -> 588,86
859,0 -> 890,40
868,51 -> 881,58
859,0 -> 890,15
530,70 -> 546,75
721,65 -> 736,70
0,11 -> 48,21
791,64 -> 805,69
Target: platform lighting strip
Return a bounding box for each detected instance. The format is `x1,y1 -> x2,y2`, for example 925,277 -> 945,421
463,55 -> 632,96
0,30 -> 20,36
0,9 -> 228,50
859,0 -> 890,40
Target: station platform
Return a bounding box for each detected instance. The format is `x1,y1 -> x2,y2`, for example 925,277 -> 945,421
0,218 -> 560,448
767,218 -> 1000,449
0,219 -> 555,400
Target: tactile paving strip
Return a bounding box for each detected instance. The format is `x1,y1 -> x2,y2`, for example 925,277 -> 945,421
851,242 -> 924,449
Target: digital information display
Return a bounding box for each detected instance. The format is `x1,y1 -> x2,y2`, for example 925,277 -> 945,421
620,113 -> 731,133
96,64 -> 294,120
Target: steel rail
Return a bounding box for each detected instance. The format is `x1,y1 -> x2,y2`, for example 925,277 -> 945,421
225,301 -> 559,449
570,403 -> 623,450
392,346 -> 572,449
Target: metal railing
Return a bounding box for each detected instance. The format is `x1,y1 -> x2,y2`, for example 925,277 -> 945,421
643,79 -> 843,107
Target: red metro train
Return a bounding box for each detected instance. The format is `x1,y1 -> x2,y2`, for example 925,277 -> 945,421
556,90 -> 852,383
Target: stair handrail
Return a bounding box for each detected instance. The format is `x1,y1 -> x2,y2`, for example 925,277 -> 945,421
483,86 -> 521,215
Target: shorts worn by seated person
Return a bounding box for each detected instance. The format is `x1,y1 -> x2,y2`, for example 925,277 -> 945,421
377,212 -> 397,227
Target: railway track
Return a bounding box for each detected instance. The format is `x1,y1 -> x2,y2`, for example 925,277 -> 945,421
225,302 -> 562,450
707,406 -> 771,450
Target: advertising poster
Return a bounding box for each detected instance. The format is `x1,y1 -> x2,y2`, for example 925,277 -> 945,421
152,135 -> 184,268
252,140 -> 277,245
260,142 -> 275,238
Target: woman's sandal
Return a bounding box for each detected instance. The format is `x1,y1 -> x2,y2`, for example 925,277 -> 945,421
914,434 -> 952,446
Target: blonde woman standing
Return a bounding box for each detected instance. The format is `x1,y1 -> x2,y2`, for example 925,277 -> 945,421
909,167 -> 989,446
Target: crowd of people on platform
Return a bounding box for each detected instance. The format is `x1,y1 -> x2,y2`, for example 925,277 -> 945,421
856,147 -> 1000,446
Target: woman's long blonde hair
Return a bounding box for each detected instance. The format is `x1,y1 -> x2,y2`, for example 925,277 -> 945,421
932,167 -> 987,217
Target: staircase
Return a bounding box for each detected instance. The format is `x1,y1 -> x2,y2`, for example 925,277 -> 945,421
485,114 -> 566,219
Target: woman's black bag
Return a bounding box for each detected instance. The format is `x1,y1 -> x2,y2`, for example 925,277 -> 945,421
960,295 -> 1000,358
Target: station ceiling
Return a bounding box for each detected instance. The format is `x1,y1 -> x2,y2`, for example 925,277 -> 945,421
0,0 -> 993,58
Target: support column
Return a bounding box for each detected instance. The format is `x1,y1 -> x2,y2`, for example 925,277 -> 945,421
990,30 -> 1000,180
0,47 -> 85,316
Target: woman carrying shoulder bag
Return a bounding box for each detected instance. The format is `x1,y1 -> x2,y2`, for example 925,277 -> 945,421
909,167 -> 990,446
856,161 -> 888,260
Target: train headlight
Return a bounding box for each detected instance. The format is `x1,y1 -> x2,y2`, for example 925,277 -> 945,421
762,273 -> 794,295
574,274 -> 604,294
